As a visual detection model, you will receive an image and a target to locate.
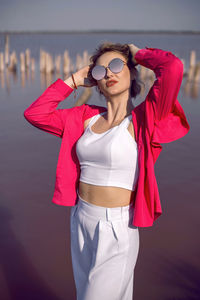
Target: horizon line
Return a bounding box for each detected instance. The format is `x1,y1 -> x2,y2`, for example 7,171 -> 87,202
0,29 -> 200,35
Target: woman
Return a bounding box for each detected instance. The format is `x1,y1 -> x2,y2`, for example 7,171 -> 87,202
24,42 -> 190,300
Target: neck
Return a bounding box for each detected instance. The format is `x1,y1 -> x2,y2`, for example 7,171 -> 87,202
104,90 -> 134,124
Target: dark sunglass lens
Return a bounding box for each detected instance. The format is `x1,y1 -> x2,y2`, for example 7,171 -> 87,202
92,65 -> 106,80
109,58 -> 124,73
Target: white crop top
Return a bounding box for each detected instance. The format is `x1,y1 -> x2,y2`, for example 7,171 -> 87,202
76,112 -> 139,191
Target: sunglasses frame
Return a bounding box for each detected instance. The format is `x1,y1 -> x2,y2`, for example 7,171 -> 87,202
91,58 -> 127,81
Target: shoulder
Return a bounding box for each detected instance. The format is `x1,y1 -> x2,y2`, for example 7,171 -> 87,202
132,101 -> 145,117
59,103 -> 107,124
62,103 -> 106,115
83,104 -> 107,121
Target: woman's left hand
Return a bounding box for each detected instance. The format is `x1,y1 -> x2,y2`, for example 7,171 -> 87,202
128,44 -> 141,66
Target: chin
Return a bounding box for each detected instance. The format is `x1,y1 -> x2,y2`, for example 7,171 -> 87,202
106,88 -> 128,97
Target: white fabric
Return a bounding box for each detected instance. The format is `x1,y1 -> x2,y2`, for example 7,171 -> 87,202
70,191 -> 140,300
76,112 -> 139,191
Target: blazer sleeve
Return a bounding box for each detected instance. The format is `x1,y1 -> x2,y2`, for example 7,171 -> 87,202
134,47 -> 190,146
24,79 -> 75,138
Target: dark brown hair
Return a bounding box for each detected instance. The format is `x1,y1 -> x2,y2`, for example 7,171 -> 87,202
88,42 -> 142,99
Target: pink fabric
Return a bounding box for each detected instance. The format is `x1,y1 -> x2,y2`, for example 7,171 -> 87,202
24,47 -> 190,227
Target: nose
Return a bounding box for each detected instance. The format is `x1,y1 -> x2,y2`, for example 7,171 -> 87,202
105,67 -> 114,78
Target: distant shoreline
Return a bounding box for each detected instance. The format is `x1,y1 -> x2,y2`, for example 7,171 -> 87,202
0,30 -> 200,35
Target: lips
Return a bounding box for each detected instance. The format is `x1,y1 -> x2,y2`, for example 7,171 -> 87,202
106,80 -> 118,87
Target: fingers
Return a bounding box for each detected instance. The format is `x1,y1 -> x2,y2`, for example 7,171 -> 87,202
76,64 -> 96,87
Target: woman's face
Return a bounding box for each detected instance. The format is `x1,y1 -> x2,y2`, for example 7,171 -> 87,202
95,51 -> 133,97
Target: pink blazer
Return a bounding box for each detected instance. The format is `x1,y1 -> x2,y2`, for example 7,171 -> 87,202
24,47 -> 190,227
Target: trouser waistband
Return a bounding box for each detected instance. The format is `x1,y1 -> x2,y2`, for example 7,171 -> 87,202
76,189 -> 134,222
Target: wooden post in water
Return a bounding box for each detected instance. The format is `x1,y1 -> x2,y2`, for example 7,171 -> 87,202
5,35 -> 9,67
0,52 -> 4,72
31,58 -> 35,73
0,52 -> 5,88
20,52 -> 25,87
83,50 -> 90,66
45,52 -> 54,74
189,50 -> 196,67
194,62 -> 200,83
31,58 -> 35,81
40,49 -> 46,73
70,60 -> 75,74
45,52 -> 54,87
55,55 -> 61,74
20,52 -> 25,73
45,52 -> 50,74
63,50 -> 70,76
8,51 -> 17,72
25,49 -> 31,70
76,53 -> 83,71
187,50 -> 196,81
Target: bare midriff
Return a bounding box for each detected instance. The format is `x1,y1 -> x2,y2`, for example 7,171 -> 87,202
77,115 -> 136,208
78,181 -> 135,207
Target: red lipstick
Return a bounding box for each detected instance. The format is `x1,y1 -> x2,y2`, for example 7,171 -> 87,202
106,80 -> 118,87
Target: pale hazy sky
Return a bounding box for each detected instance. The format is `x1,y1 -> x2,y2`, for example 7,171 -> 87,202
0,0 -> 199,31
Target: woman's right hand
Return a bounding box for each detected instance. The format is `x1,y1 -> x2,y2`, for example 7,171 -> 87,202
64,65 -> 96,89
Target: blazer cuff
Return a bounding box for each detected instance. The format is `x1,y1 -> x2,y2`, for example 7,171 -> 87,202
51,78 -> 74,98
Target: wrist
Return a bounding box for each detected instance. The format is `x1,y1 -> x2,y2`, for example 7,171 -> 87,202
73,72 -> 82,87
64,74 -> 81,89
71,73 -> 78,89
64,76 -> 75,89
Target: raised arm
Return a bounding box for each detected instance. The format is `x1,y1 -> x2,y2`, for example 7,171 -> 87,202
132,46 -> 184,121
23,66 -> 96,138
24,79 -> 75,138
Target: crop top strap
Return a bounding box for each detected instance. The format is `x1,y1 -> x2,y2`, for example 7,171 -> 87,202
88,112 -> 106,129
122,114 -> 132,128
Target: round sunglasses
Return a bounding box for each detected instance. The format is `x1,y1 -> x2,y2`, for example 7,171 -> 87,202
91,58 -> 127,81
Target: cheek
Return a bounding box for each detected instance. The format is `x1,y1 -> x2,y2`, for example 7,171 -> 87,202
120,72 -> 131,88
124,69 -> 131,81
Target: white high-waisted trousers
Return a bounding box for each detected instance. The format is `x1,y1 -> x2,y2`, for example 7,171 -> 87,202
70,192 -> 140,300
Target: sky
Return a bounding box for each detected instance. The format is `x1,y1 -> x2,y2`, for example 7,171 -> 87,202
0,0 -> 199,32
